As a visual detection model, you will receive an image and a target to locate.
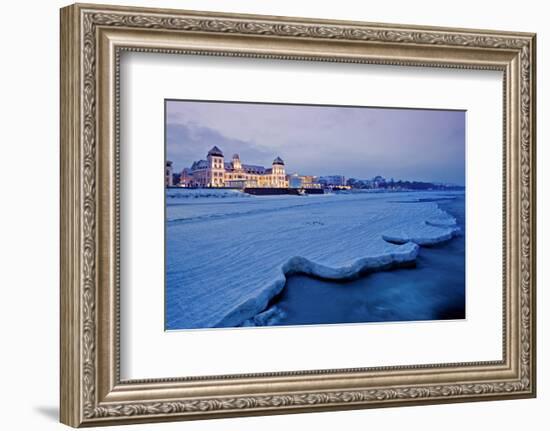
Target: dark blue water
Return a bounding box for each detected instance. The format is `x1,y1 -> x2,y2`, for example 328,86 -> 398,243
272,195 -> 465,325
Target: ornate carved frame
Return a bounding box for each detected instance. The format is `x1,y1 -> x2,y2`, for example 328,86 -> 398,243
60,3 -> 536,427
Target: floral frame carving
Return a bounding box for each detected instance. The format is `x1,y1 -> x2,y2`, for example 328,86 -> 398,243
60,3 -> 536,427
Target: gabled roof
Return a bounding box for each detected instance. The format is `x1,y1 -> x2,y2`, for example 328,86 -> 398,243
208,146 -> 224,157
190,159 -> 208,170
243,164 -> 266,174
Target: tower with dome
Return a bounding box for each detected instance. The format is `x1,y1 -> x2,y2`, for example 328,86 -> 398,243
180,146 -> 290,188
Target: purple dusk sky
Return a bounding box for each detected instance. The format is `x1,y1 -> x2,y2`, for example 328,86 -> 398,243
166,100 -> 466,185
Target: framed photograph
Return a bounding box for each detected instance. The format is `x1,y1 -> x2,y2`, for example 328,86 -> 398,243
60,3 -> 536,427
164,99 -> 468,331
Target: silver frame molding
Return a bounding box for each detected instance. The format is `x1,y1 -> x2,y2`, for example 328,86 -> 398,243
60,3 -> 536,427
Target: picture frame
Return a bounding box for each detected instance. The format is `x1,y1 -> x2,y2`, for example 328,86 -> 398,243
60,3 -> 536,427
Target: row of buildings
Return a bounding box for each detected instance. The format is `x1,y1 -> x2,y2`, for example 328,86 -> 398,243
166,148 -> 462,192
166,146 -> 348,189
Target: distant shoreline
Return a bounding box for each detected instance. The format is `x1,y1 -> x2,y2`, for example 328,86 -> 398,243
166,186 -> 465,193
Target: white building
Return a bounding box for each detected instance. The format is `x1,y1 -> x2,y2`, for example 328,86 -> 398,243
179,147 -> 289,188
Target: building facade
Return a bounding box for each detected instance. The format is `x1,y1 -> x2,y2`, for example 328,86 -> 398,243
165,160 -> 173,187
180,146 -> 289,188
318,175 -> 346,187
288,173 -> 322,189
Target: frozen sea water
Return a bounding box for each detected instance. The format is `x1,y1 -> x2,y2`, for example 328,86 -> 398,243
272,195 -> 465,326
165,189 -> 463,330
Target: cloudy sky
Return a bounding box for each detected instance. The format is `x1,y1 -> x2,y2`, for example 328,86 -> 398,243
166,100 -> 465,185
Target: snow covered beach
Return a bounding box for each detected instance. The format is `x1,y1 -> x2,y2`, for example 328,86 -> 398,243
165,189 -> 463,330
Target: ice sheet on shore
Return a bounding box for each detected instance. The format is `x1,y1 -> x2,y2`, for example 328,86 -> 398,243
166,189 -> 462,330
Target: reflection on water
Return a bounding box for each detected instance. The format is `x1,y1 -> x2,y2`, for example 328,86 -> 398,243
274,195 -> 466,325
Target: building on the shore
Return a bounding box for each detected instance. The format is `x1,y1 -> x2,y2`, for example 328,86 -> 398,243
165,160 -> 173,187
288,173 -> 322,189
318,175 -> 346,187
179,146 -> 290,188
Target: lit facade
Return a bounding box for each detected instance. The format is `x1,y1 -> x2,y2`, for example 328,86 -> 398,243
180,146 -> 289,188
288,173 -> 322,189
